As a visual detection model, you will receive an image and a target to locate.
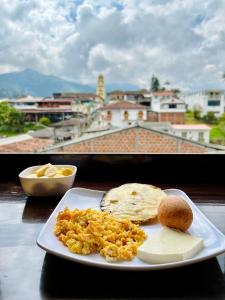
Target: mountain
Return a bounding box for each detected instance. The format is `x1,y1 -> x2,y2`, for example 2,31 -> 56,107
0,69 -> 94,98
0,68 -> 141,98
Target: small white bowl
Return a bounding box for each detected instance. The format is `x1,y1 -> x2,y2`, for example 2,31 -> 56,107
19,165 -> 77,197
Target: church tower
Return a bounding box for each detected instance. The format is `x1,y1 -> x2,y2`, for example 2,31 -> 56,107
96,74 -> 105,101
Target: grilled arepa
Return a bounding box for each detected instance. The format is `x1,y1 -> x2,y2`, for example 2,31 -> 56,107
101,183 -> 166,223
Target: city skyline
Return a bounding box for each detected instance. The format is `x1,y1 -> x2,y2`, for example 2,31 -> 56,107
0,0 -> 225,91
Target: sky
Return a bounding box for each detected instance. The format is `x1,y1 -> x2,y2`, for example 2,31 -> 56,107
0,0 -> 225,91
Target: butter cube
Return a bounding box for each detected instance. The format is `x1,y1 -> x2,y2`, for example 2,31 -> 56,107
36,163 -> 52,177
45,165 -> 58,177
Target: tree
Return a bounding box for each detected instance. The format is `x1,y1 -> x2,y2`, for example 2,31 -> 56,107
193,109 -> 201,120
0,102 -> 25,132
222,73 -> 225,81
150,75 -> 160,92
219,112 -> 225,123
171,88 -> 181,95
39,116 -> 51,126
202,112 -> 218,124
164,81 -> 170,86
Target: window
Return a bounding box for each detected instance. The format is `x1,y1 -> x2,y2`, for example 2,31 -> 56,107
107,111 -> 112,121
198,132 -> 204,142
182,132 -> 187,138
208,100 -> 220,106
138,111 -> 144,120
169,104 -> 177,109
124,111 -> 129,120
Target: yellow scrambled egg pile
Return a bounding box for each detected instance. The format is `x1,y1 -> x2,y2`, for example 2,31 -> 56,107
54,208 -> 147,262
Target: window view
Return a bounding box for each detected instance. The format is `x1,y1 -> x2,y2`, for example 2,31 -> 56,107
0,1 -> 225,153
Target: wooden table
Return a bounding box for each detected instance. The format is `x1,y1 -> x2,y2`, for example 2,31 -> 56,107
0,179 -> 225,300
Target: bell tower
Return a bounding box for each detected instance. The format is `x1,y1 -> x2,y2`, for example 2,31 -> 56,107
96,74 -> 105,101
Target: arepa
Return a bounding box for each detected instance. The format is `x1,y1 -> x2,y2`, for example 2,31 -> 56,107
101,183 -> 166,223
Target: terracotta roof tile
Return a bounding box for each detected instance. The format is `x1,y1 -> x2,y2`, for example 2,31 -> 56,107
102,101 -> 147,110
152,91 -> 174,96
172,124 -> 211,130
0,138 -> 54,153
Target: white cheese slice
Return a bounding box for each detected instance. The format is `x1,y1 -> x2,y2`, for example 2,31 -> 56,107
137,227 -> 204,264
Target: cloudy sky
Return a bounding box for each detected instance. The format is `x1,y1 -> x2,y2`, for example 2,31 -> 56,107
0,0 -> 225,91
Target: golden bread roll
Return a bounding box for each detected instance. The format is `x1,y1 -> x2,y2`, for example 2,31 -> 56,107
158,195 -> 193,231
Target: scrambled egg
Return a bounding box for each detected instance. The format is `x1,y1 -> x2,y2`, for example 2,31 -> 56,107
54,208 -> 147,262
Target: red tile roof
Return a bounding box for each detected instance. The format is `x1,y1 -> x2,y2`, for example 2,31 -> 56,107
102,101 -> 147,110
21,109 -> 73,113
107,90 -> 125,95
152,91 -> 174,96
0,138 -> 53,153
172,124 -> 211,130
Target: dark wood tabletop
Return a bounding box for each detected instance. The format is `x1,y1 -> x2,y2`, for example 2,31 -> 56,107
0,154 -> 225,300
0,180 -> 225,300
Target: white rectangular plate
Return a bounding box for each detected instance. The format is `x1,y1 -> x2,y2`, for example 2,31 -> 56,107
37,188 -> 225,270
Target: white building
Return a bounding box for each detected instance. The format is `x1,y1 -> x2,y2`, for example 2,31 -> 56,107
184,90 -> 225,117
8,96 -> 39,110
101,101 -> 147,127
171,124 -> 211,143
151,93 -> 186,113
107,90 -> 186,124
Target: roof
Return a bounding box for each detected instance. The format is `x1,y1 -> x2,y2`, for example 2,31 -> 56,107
108,89 -> 149,96
39,99 -> 72,103
204,89 -> 224,93
50,118 -> 82,127
30,127 -> 74,139
0,133 -> 33,145
172,124 -> 211,130
152,91 -> 174,96
9,99 -> 38,103
17,96 -> 43,101
0,138 -> 53,153
30,128 -> 55,139
21,109 -> 73,113
53,93 -> 102,100
140,121 -> 172,131
107,90 -> 125,95
42,123 -> 224,153
161,97 -> 185,104
124,90 -> 148,95
102,101 -> 148,110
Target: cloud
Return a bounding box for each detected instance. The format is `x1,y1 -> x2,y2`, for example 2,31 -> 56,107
0,0 -> 225,91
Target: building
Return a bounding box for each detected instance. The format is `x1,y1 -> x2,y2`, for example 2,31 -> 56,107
150,92 -> 186,124
0,134 -> 53,153
107,90 -> 151,106
184,90 -> 225,117
101,101 -> 147,127
107,90 -> 186,124
53,92 -> 103,102
171,124 -> 211,143
41,124 -> 224,153
50,118 -> 86,142
8,97 -> 74,122
138,122 -> 211,143
107,90 -> 125,102
96,74 -> 105,101
8,94 -> 102,122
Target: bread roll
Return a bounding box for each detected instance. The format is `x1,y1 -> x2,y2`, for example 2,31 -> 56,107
158,195 -> 193,231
